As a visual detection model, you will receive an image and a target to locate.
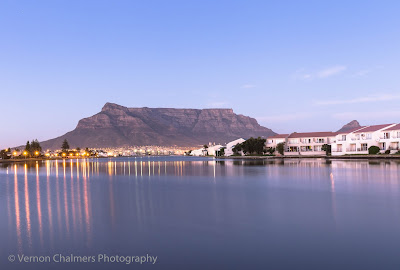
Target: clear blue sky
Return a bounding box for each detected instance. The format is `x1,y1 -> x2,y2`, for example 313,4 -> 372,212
1,0 -> 400,147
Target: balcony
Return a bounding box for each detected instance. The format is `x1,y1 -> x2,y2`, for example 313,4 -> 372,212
345,148 -> 367,152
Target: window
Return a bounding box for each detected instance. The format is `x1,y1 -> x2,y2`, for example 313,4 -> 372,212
340,135 -> 346,141
314,145 -> 322,152
361,144 -> 368,151
366,133 -> 372,139
397,132 -> 400,138
315,138 -> 325,143
383,132 -> 390,139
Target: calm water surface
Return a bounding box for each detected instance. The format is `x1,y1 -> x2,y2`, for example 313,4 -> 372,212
1,157 -> 400,269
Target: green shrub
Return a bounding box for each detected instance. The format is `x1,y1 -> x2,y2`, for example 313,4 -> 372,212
322,144 -> 332,156
266,147 -> 275,155
276,143 -> 285,155
385,149 -> 391,154
368,146 -> 380,155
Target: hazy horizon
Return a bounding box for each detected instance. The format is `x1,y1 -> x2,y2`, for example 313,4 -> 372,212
1,0 -> 400,147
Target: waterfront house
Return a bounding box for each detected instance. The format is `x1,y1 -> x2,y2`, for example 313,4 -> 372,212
380,124 -> 400,152
207,145 -> 223,156
331,124 -> 397,155
266,134 -> 289,149
285,132 -> 337,156
224,138 -> 246,156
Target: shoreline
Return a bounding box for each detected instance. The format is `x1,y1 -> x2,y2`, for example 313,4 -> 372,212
2,154 -> 400,164
215,155 -> 400,160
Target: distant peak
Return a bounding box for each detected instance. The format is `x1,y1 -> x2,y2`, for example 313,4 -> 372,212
348,120 -> 360,125
101,102 -> 126,112
337,120 -> 361,133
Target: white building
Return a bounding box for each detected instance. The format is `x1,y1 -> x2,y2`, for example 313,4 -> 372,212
285,132 -> 337,156
207,144 -> 223,156
224,138 -> 246,156
266,134 -> 289,149
266,132 -> 336,156
190,148 -> 206,156
380,124 -> 400,152
331,124 -> 398,155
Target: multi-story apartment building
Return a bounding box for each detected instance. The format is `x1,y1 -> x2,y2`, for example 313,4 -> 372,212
331,124 -> 397,155
285,132 -> 337,156
266,132 -> 336,156
266,134 -> 289,149
379,124 -> 400,152
265,123 -> 400,156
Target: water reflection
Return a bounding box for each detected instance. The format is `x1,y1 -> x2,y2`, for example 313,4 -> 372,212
2,157 -> 400,269
24,164 -> 32,249
14,165 -> 22,252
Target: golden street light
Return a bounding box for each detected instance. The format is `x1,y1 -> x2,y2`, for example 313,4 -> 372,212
35,151 -> 39,156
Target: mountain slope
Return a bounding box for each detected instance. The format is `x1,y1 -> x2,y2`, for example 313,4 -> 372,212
337,120 -> 362,133
40,103 -> 276,149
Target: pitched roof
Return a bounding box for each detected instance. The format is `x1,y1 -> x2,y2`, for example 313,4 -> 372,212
288,132 -> 337,138
267,134 -> 289,139
353,124 -> 394,133
336,126 -> 366,134
383,124 -> 400,131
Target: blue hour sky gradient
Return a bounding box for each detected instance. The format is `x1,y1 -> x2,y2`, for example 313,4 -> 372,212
1,0 -> 400,147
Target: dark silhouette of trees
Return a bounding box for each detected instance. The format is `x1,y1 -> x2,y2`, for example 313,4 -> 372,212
30,139 -> 42,155
0,148 -> 11,159
61,139 -> 70,151
322,144 -> 331,156
276,142 -> 285,155
234,137 -> 266,155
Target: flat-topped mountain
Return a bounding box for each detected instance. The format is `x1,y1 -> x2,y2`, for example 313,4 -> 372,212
40,103 -> 276,149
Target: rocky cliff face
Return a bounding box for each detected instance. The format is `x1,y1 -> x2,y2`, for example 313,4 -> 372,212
337,120 -> 362,133
41,103 -> 276,149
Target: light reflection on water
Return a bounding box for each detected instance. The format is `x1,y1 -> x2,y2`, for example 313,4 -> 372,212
1,157 -> 400,269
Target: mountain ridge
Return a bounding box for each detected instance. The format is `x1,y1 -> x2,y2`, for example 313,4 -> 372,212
40,103 -> 276,149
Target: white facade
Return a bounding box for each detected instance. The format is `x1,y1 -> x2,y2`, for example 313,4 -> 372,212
285,132 -> 336,156
266,135 -> 288,149
379,124 -> 400,152
207,144 -> 223,156
224,138 -> 246,156
331,124 -> 397,155
190,148 -> 206,156
266,132 -> 336,156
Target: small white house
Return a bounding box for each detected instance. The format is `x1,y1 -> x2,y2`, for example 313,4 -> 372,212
207,145 -> 223,156
190,148 -> 205,156
224,138 -> 246,156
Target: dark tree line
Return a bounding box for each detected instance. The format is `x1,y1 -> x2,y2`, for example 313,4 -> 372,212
61,139 -> 70,151
0,148 -> 11,159
233,137 -> 267,155
24,139 -> 42,157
